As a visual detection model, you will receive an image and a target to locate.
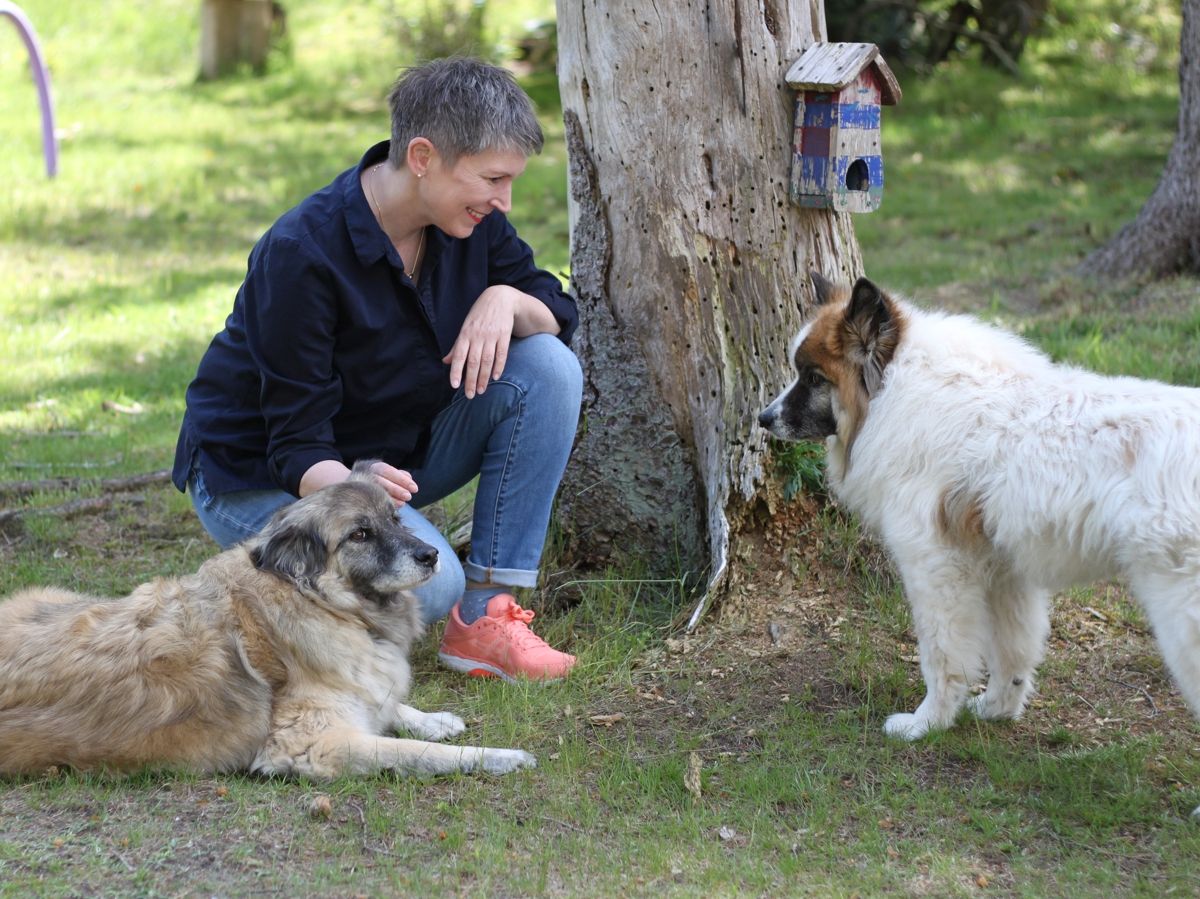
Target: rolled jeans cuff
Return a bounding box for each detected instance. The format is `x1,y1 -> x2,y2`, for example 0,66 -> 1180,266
463,561 -> 539,590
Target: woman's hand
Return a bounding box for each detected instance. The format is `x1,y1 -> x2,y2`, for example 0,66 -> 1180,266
444,285 -> 560,398
300,459 -> 417,506
366,461 -> 418,506
443,285 -> 516,399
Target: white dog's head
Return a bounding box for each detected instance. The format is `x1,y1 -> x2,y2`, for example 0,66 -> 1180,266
758,273 -> 906,462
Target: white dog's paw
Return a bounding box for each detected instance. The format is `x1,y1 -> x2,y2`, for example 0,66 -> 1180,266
967,693 -> 1022,722
966,694 -> 1004,720
480,749 -> 537,775
409,711 -> 466,741
883,712 -> 933,741
1191,804 -> 1200,823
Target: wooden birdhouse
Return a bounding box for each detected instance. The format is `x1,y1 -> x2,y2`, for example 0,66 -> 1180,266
786,42 -> 901,214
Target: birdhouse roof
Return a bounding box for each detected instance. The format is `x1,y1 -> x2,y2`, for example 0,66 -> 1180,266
785,42 -> 902,106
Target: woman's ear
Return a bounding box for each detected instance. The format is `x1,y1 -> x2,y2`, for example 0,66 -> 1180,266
406,137 -> 434,177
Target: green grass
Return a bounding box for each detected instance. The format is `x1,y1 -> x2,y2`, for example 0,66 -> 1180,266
856,0 -> 1183,291
0,0 -> 568,486
2,0 -> 1200,895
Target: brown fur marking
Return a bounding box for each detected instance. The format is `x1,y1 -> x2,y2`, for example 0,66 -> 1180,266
937,486 -> 989,546
798,292 -> 908,465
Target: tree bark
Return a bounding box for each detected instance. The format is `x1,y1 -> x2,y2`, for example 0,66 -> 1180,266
554,0 -> 863,619
1084,0 -> 1200,279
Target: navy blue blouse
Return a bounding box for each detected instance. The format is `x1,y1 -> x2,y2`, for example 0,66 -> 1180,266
172,141 -> 578,497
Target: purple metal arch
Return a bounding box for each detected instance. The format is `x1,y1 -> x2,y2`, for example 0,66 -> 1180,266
1,1 -> 58,177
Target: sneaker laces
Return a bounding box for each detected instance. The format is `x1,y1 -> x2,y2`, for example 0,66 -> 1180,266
499,601 -> 555,651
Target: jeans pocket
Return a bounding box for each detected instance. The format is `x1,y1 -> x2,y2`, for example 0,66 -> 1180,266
187,463 -> 216,513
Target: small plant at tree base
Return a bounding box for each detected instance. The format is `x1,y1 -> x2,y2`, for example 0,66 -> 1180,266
773,439 -> 826,500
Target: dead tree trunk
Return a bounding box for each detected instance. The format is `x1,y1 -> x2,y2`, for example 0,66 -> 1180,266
555,0 -> 863,620
1084,0 -> 1200,279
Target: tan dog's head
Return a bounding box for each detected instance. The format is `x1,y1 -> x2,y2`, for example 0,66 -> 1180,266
758,273 -> 905,461
247,461 -> 438,606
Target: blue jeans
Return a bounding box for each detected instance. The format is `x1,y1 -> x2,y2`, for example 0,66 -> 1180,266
186,333 -> 582,626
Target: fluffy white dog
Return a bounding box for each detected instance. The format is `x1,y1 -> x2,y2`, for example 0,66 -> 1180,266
759,274 -> 1200,812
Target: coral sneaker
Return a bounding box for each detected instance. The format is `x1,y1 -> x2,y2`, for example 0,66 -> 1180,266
438,594 -> 575,682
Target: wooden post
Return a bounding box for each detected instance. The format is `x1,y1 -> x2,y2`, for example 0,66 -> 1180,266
199,0 -> 272,80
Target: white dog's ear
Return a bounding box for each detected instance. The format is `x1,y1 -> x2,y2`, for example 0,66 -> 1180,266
843,277 -> 901,397
809,270 -> 841,307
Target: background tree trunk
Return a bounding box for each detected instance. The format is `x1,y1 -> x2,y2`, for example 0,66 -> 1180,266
199,0 -> 274,80
554,0 -> 863,619
1084,0 -> 1200,279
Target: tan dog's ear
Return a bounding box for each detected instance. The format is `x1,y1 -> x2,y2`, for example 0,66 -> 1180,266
349,459 -> 380,482
843,277 -> 902,397
250,524 -> 327,586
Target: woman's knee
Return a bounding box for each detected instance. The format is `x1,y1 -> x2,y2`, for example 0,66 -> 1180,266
505,333 -> 582,407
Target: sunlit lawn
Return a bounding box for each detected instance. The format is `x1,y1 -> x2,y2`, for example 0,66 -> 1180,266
1,1 -> 1199,895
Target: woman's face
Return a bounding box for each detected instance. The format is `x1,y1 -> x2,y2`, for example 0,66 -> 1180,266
422,146 -> 528,238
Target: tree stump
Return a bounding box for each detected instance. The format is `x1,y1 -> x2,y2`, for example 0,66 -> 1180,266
555,0 -> 864,620
199,0 -> 273,80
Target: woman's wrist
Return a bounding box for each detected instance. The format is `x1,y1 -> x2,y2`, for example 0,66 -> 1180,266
298,459 -> 351,497
511,289 -> 561,337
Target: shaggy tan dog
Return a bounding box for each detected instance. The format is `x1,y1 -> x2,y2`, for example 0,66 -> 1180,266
0,463 -> 535,779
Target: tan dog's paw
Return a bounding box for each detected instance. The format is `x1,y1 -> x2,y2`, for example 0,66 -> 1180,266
480,749 -> 537,774
407,711 -> 466,742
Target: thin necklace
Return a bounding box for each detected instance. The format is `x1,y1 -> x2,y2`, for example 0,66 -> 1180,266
366,163 -> 425,280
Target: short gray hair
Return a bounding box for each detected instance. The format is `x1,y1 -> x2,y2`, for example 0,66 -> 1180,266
387,57 -> 544,167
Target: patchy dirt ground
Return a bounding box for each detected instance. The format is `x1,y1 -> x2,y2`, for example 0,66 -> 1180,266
686,490 -> 1195,751
1,480 -> 1193,762
0,479 -> 1197,894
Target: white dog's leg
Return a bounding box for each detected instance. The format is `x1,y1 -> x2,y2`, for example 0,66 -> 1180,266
969,576 -> 1051,721
393,704 -> 467,741
885,557 -> 987,741
1128,570 -> 1200,720
1128,569 -> 1200,821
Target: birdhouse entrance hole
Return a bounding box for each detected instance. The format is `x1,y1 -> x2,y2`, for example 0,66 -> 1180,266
846,159 -> 869,191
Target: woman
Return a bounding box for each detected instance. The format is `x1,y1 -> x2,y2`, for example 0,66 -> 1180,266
172,58 -> 581,682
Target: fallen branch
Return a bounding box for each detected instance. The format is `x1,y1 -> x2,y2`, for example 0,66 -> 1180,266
0,469 -> 170,501
0,494 -> 147,529
1105,676 -> 1162,717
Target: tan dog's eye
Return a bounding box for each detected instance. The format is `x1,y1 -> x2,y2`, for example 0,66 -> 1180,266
349,528 -> 371,543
